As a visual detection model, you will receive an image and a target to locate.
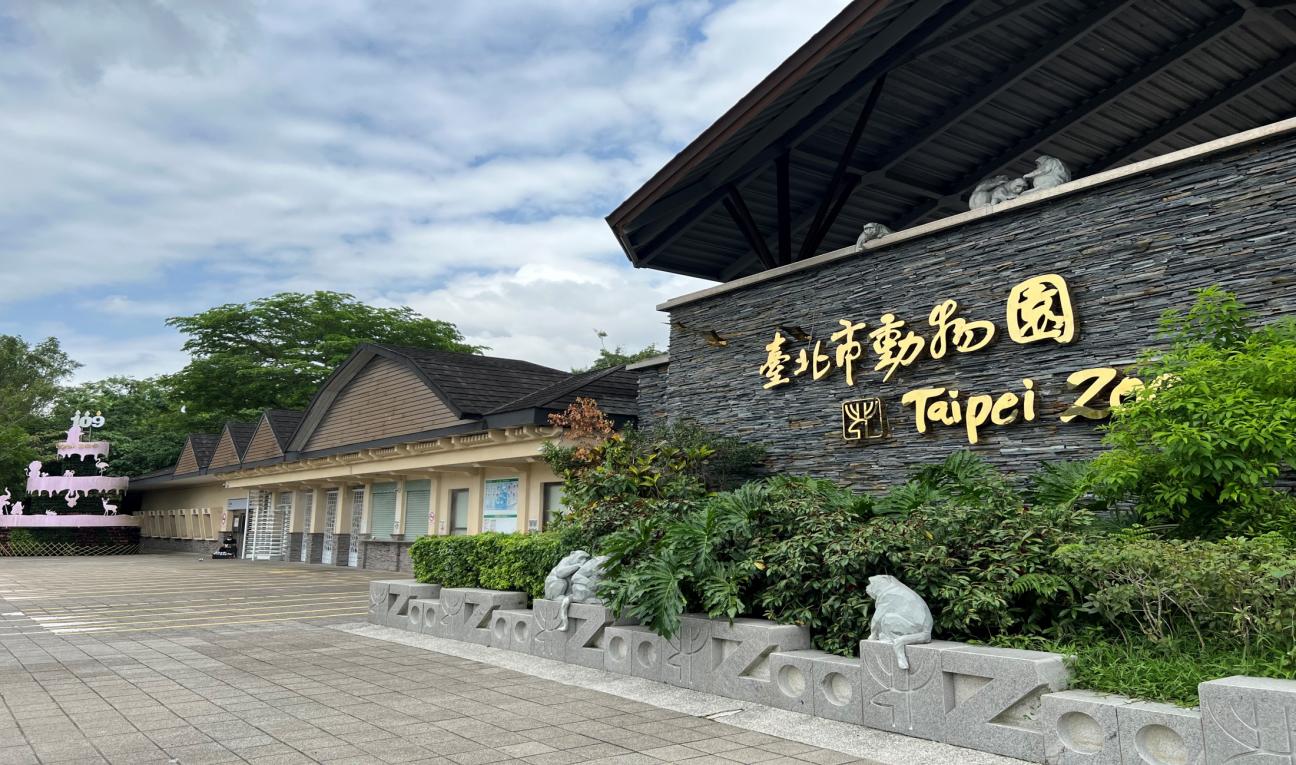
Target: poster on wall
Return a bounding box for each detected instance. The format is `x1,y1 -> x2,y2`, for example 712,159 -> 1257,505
482,478 -> 519,533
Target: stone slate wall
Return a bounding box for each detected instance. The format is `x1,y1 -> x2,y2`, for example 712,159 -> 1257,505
140,537 -> 210,554
662,134 -> 1296,491
636,365 -> 669,430
334,533 -> 351,566
288,532 -> 303,562
361,539 -> 414,572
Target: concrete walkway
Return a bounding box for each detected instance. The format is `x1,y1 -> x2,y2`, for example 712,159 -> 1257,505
0,555 -> 879,765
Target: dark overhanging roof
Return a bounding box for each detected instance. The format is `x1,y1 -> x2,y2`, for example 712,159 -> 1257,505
608,0 -> 1296,282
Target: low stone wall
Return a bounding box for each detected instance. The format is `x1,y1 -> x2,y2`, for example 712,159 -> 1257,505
369,580 -> 1292,765
140,537 -> 212,554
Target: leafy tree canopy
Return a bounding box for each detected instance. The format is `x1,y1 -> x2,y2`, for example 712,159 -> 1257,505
574,332 -> 660,373
0,336 -> 79,493
165,291 -> 483,428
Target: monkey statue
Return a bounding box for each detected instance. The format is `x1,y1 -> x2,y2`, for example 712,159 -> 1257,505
1024,154 -> 1071,191
969,174 -> 1012,210
866,575 -> 933,671
855,222 -> 894,248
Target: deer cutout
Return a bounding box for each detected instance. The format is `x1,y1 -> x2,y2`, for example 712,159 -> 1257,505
102,498 -> 118,515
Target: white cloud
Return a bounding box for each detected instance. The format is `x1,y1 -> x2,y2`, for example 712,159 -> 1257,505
0,0 -> 851,376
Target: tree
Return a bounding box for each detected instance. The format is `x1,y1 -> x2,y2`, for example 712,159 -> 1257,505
574,331 -> 660,373
1090,288 -> 1296,538
165,291 -> 483,428
43,377 -> 188,478
0,336 -> 79,493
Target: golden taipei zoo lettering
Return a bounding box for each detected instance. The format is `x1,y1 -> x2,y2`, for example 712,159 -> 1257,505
901,379 -> 1037,445
757,273 -> 1075,390
847,367 -> 1144,445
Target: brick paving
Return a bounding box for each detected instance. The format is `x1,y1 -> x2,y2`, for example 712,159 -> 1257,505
0,555 -> 868,764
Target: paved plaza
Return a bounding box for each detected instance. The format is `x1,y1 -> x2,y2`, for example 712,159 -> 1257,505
0,555 -> 872,765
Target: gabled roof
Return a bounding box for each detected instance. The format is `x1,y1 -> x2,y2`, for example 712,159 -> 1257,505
488,365 -> 640,418
372,344 -> 569,417
287,344 -> 571,454
208,421 -> 258,471
609,0 -> 1296,281
174,433 -> 220,476
265,410 -> 305,449
225,422 -> 258,457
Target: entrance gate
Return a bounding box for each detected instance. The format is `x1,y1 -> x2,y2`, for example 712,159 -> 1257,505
244,491 -> 287,561
348,487 -> 364,567
321,490 -> 339,565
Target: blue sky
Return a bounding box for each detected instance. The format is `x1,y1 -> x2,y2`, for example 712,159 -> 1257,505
0,0 -> 850,380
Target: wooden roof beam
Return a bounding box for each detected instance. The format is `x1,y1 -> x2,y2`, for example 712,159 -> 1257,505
798,76 -> 886,261
890,7 -> 1256,228
1085,47 -> 1296,173
722,186 -> 779,271
632,0 -> 966,267
907,0 -> 1052,60
871,0 -> 1134,176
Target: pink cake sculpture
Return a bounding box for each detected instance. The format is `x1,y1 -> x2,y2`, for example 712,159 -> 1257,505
23,412 -> 130,509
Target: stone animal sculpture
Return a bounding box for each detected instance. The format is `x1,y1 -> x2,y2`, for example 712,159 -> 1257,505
855,222 -> 894,248
990,177 -> 1027,205
969,174 -> 1012,209
544,550 -> 608,630
1024,154 -> 1071,191
866,575 -> 933,671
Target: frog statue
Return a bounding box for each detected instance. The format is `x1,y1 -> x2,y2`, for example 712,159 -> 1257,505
866,575 -> 933,671
544,550 -> 610,630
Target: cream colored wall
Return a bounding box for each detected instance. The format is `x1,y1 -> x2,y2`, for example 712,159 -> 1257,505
529,462 -> 563,532
137,483 -> 250,539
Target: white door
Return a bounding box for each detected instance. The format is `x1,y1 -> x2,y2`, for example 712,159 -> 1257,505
321,490 -> 339,565
348,487 -> 364,567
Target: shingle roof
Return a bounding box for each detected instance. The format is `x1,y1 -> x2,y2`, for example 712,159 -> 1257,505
266,410 -> 304,448
375,344 -> 569,417
225,422 -> 258,458
488,366 -> 640,417
187,433 -> 221,469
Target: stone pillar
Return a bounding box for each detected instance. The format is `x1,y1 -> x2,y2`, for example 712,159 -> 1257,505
335,485 -> 352,533
310,487 -> 327,531
360,482 -> 374,534
392,478 -> 406,539
428,475 -> 442,535
468,470 -> 484,535
515,467 -> 532,533
288,490 -> 304,534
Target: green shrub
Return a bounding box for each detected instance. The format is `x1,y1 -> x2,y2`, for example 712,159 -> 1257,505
1090,287 -> 1296,538
409,530 -> 576,601
543,419 -> 764,547
599,454 -> 1093,653
598,476 -> 867,639
1056,530 -> 1296,650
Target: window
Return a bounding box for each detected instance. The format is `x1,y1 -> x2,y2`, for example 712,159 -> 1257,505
449,489 -> 470,535
542,482 -> 566,529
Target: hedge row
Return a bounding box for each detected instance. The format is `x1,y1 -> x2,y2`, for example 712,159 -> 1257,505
408,530 -> 575,601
